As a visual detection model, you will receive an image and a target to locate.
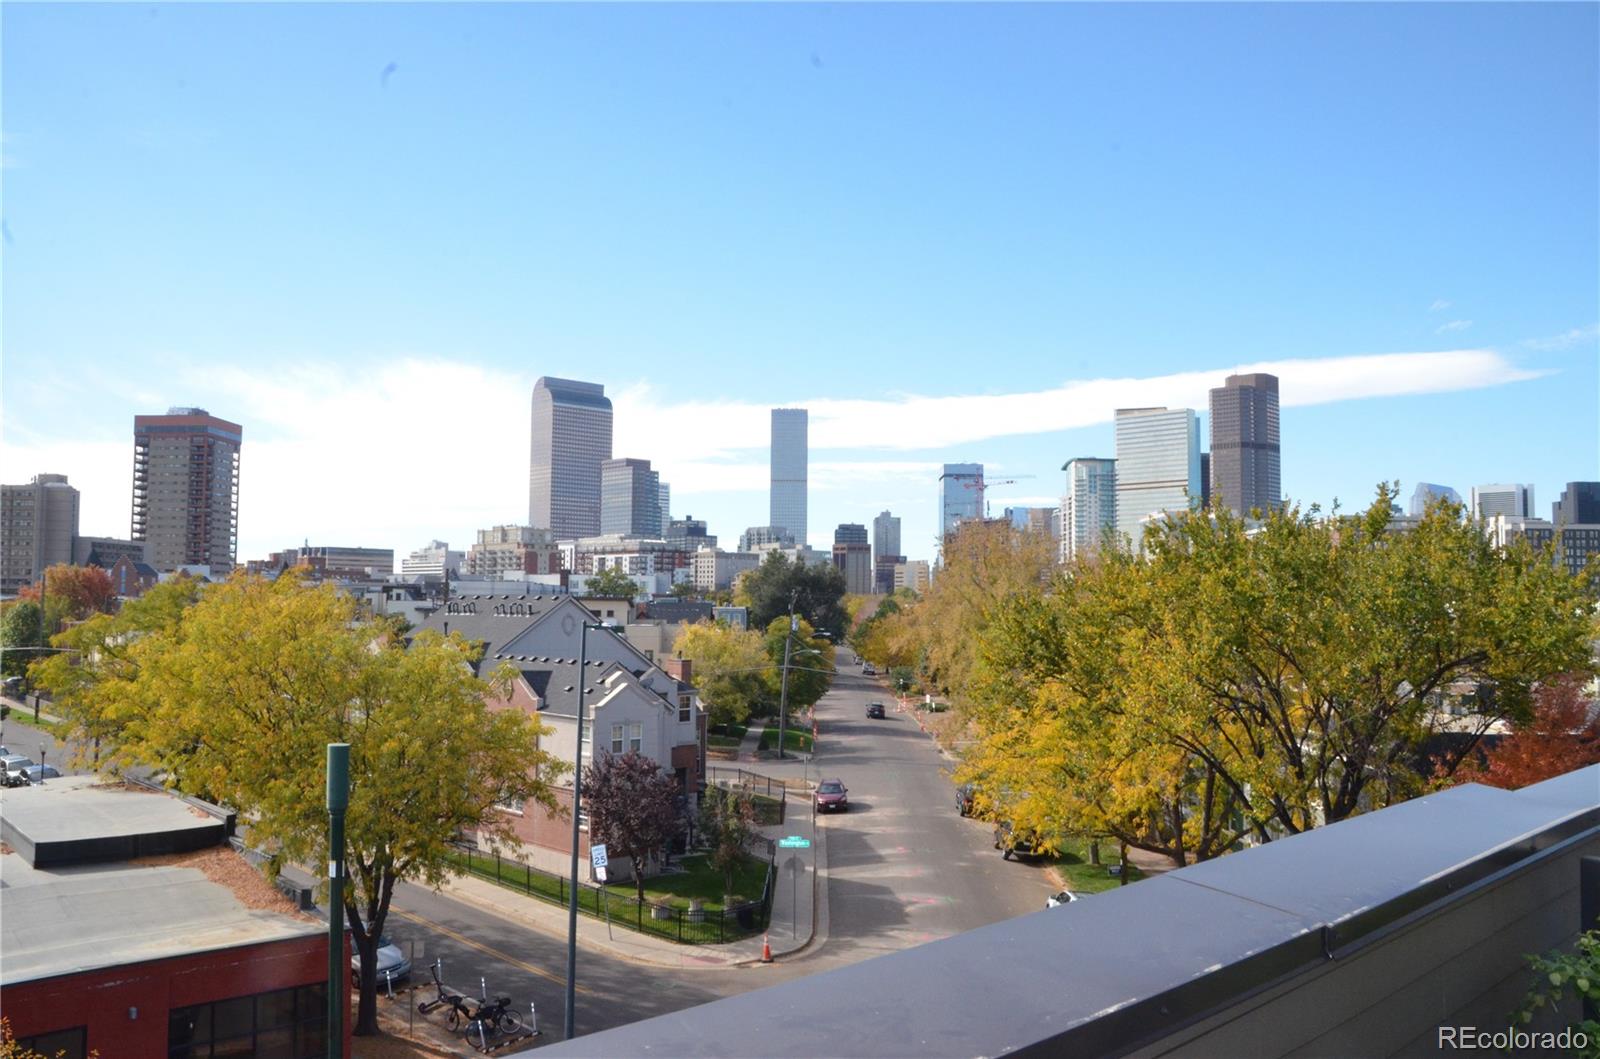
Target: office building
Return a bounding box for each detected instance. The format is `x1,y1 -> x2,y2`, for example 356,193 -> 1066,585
464,525 -> 563,577
691,548 -> 763,592
71,535 -> 145,570
894,559 -> 932,593
529,377 -> 613,539
665,516 -> 716,554
131,408 -> 242,577
245,545 -> 394,580
1004,506 -> 1060,538
1114,408 -> 1201,551
832,524 -> 873,595
601,458 -> 662,537
1,474 -> 80,594
1470,484 -> 1534,520
1060,458 -> 1118,563
1554,482 -> 1600,526
939,464 -> 984,543
770,409 -> 808,545
872,511 -> 901,567
1208,373 -> 1280,516
739,525 -> 794,552
658,482 -> 671,526
1488,516 -> 1600,579
1410,483 -> 1463,517
400,540 -> 463,582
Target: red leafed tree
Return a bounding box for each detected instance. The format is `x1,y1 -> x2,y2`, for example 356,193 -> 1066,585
17,564 -> 117,625
1455,676 -> 1600,789
581,750 -> 685,903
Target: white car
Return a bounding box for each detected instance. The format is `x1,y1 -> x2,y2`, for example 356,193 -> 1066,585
1045,890 -> 1082,909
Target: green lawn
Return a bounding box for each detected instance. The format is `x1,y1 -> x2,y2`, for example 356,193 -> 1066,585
608,853 -> 769,911
706,722 -> 749,750
757,725 -> 813,754
1046,837 -> 1145,894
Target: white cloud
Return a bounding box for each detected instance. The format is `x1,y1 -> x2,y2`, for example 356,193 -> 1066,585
1521,324 -> 1600,351
1434,320 -> 1473,334
1,348 -> 1547,563
1429,299 -> 1452,312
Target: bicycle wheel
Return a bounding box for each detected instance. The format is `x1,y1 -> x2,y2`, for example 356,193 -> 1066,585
446,1006 -> 463,1032
497,1012 -> 523,1035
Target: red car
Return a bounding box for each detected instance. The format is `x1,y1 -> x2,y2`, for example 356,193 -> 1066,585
815,779 -> 849,813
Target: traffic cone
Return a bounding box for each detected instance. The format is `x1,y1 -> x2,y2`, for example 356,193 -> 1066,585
761,933 -> 773,963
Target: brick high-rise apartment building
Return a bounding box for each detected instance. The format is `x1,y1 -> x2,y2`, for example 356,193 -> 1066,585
132,408 -> 242,576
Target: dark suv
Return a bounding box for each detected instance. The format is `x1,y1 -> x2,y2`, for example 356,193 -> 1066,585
866,702 -> 886,719
993,821 -> 1044,860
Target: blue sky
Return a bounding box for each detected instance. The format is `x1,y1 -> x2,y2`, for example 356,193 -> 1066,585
3,2 -> 1596,565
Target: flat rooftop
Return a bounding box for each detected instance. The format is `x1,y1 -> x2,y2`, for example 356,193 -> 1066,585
0,777 -> 319,986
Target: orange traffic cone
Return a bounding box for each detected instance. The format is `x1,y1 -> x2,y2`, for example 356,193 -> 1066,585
761,934 -> 773,963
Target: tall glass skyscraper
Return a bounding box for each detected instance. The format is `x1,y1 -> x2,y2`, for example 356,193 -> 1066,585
529,378 -> 613,539
1208,373 -> 1281,516
1113,408 -> 1200,550
1060,457 -> 1117,563
601,458 -> 662,537
939,463 -> 984,544
770,408 -> 808,545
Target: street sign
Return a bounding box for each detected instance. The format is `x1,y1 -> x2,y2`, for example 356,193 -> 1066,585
590,844 -> 608,869
595,864 -> 608,883
778,836 -> 811,849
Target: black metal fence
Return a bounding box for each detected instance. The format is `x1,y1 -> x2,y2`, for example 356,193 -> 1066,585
449,841 -> 774,946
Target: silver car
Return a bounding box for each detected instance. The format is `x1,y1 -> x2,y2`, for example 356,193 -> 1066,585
1,754 -> 36,780
353,933 -> 412,984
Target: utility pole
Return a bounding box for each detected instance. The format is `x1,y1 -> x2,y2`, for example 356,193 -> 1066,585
777,590 -> 798,759
566,624 -> 589,1042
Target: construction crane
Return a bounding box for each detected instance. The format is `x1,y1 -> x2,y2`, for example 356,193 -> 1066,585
960,473 -> 1036,519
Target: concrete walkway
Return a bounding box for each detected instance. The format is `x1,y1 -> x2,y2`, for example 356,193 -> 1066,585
438,761 -> 825,970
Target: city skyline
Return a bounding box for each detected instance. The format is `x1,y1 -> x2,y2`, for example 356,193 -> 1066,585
3,3 -> 1594,564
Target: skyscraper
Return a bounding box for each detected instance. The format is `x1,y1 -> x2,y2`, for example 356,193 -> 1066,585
1114,408 -> 1200,550
939,464 -> 984,544
1059,457 -> 1117,563
0,474 -> 80,594
658,481 -> 671,527
529,378 -> 613,539
601,458 -> 662,537
1410,482 -> 1463,517
1470,484 -> 1534,519
770,409 -> 808,546
1208,373 -> 1281,516
872,510 -> 901,567
833,523 -> 873,595
132,408 -> 242,576
1553,482 -> 1600,526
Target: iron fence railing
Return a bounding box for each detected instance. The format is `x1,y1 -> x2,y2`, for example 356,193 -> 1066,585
448,841 -> 774,946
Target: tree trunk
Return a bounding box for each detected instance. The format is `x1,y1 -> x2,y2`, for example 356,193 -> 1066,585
352,871 -> 397,1037
1088,839 -> 1100,866
1118,842 -> 1129,886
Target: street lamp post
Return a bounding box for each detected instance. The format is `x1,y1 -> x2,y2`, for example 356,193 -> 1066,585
566,619 -> 616,1041
776,615 -> 796,759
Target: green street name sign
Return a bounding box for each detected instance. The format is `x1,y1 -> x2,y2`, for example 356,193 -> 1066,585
778,836 -> 811,849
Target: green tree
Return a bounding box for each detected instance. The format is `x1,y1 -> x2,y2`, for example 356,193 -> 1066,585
675,620 -> 771,728
35,574 -> 566,1037
965,488 -> 1597,865
764,616 -> 834,715
738,553 -> 849,639
586,566 -> 639,603
697,784 -> 757,897
0,602 -> 43,681
582,750 -> 685,904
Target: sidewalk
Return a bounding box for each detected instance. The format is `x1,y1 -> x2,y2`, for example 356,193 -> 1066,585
435,764 -> 824,970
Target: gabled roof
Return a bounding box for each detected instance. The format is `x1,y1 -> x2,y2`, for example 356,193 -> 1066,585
495,656 -> 669,718
410,593 -> 576,674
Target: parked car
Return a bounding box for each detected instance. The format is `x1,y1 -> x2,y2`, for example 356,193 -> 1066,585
352,932 -> 412,984
814,779 -> 849,813
993,821 -> 1045,860
1,755 -> 37,782
1045,890 -> 1082,909
20,764 -> 62,783
2,769 -> 30,788
866,702 -> 886,719
955,783 -> 976,817
862,663 -> 876,676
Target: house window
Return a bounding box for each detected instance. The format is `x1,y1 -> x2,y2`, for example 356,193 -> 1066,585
678,695 -> 692,723
611,723 -> 624,754
628,722 -> 643,753
497,796 -> 525,815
